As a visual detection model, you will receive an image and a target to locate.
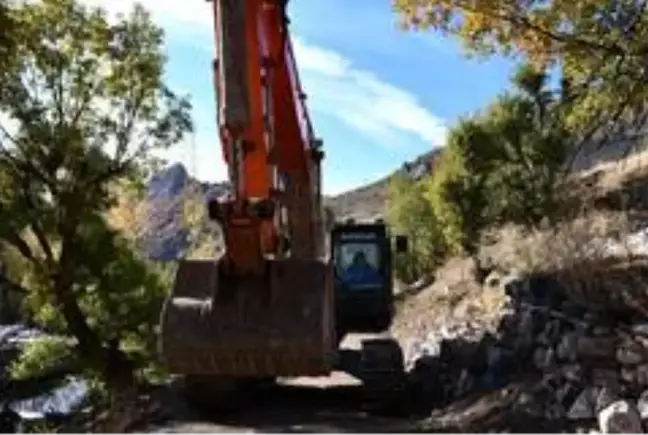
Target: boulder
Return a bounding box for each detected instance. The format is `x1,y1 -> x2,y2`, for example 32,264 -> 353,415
597,400 -> 642,433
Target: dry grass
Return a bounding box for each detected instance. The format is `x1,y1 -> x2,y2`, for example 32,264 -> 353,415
479,210 -> 635,276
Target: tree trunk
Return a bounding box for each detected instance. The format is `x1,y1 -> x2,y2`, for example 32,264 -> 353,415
54,237 -> 136,391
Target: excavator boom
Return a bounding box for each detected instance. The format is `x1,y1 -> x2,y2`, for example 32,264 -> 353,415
212,0 -> 323,270
158,0 -> 335,378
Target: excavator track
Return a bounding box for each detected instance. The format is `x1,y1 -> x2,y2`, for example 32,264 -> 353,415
358,338 -> 408,415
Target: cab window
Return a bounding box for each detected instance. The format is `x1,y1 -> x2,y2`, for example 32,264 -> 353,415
333,241 -> 383,287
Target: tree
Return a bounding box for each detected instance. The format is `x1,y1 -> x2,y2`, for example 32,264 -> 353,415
425,64 -> 568,254
0,0 -> 14,52
392,0 -> 648,153
387,173 -> 445,282
0,0 -> 191,391
484,65 -> 569,224
425,119 -> 493,256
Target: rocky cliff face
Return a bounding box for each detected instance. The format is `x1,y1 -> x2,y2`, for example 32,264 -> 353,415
140,163 -> 229,261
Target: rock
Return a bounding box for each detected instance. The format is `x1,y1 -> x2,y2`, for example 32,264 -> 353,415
515,391 -> 544,417
562,301 -> 588,321
533,347 -> 556,370
636,390 -> 648,420
515,310 -> 536,350
439,338 -> 479,368
455,369 -> 473,397
592,326 -> 614,337
544,319 -> 564,344
139,163 -> 229,261
147,163 -> 188,200
597,400 -> 642,433
596,386 -> 622,413
577,336 -> 617,360
487,345 -> 514,372
503,276 -> 528,300
562,364 -> 583,382
567,387 -> 598,420
636,364 -> 648,387
557,382 -> 585,414
526,275 -> 566,308
617,344 -> 644,365
620,367 -> 636,385
632,323 -> 648,337
408,356 -> 444,402
557,332 -> 579,362
592,369 -> 621,388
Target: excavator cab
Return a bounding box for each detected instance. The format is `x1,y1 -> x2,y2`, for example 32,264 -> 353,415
331,221 -> 407,340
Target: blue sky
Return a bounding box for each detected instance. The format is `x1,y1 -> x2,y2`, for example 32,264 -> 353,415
86,0 -> 518,195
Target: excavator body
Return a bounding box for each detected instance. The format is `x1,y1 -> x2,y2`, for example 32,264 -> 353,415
160,221 -> 406,377
158,0 -> 410,403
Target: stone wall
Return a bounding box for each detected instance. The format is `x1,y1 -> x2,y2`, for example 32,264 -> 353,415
403,258 -> 648,432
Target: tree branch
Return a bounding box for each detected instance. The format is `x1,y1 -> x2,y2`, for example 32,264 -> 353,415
0,226 -> 41,270
453,0 -> 628,57
0,272 -> 30,294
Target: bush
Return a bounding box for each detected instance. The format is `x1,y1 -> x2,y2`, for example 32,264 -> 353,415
387,173 -> 446,282
424,64 -> 569,257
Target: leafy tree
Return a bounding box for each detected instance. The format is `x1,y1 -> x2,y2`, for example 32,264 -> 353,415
0,0 -> 191,391
0,0 -> 15,59
425,65 -> 568,254
425,118 -> 496,256
387,173 -> 445,282
392,0 -> 648,151
181,184 -> 224,260
484,65 -> 569,224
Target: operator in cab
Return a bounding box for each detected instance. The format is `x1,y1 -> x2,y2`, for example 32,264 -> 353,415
341,250 -> 381,286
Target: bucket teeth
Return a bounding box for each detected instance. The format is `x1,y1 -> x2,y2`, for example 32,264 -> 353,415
159,258 -> 335,377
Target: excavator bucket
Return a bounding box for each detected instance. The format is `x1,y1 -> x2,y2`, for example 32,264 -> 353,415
159,258 -> 336,378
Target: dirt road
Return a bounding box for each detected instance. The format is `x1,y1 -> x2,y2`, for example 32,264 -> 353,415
144,334 -> 423,433
146,374 -> 421,433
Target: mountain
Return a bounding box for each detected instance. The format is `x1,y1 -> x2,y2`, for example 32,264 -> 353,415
139,163 -> 229,261
139,131 -> 648,261
137,150 -> 441,260
324,148 -> 443,222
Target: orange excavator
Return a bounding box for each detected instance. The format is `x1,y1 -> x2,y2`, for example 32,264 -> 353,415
159,0 -> 409,407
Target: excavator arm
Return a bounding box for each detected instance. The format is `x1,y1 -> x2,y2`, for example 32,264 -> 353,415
209,0 -> 325,275
159,0 -> 335,379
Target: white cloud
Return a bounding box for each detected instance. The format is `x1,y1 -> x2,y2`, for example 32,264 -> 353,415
76,0 -> 447,185
292,38 -> 447,148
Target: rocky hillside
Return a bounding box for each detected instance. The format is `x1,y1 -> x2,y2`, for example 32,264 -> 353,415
138,133 -> 648,261
137,163 -> 229,261
324,149 -> 443,222
136,149 -> 442,260
325,130 -> 648,222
